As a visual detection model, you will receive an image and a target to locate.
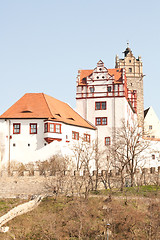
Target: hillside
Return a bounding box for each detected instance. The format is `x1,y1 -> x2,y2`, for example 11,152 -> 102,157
0,186 -> 159,240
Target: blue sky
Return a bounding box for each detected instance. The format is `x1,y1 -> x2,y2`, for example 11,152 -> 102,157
0,0 -> 160,118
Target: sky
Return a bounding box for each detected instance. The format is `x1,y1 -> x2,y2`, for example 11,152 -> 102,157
0,0 -> 160,118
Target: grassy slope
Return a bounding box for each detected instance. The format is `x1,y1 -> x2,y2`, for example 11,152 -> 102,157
0,186 -> 159,240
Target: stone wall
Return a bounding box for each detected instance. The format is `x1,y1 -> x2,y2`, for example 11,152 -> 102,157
0,168 -> 159,199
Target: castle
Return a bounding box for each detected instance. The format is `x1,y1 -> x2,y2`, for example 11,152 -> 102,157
0,45 -> 159,173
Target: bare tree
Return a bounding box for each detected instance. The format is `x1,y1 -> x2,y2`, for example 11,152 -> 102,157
111,120 -> 150,189
72,139 -> 107,196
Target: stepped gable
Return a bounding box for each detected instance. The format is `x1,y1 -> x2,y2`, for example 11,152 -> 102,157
0,93 -> 96,130
78,67 -> 124,85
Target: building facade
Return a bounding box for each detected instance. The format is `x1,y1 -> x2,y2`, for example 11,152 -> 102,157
0,47 -> 159,173
76,60 -> 137,149
0,93 -> 96,168
144,106 -> 160,139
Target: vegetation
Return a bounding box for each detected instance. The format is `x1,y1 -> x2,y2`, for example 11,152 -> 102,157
0,186 -> 159,240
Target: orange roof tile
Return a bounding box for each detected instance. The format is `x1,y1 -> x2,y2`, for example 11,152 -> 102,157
0,93 -> 96,130
79,70 -> 93,85
108,68 -> 123,83
79,68 -> 124,85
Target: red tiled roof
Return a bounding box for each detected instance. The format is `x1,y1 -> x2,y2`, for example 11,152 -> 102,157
79,70 -> 93,85
0,93 -> 96,130
79,68 -> 124,85
108,68 -> 123,83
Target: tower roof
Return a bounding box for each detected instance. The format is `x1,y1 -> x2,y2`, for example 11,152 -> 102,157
123,47 -> 133,57
0,93 -> 96,129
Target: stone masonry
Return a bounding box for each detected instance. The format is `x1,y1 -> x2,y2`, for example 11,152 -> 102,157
0,169 -> 159,198
115,44 -> 144,127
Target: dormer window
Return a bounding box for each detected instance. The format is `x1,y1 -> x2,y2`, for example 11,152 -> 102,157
67,117 -> 75,121
21,110 -> 32,113
55,114 -> 61,117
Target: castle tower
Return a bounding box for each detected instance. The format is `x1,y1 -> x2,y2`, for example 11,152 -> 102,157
115,44 -> 144,127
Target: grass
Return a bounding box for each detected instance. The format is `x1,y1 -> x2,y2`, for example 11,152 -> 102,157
0,198 -> 27,216
90,185 -> 160,197
0,189 -> 159,239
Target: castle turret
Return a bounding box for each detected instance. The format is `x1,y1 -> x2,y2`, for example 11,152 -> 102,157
115,44 -> 144,127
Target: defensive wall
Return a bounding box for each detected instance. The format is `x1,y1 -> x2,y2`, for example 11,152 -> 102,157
0,168 -> 159,199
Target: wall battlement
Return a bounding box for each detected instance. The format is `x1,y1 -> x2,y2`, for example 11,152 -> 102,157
1,167 -> 160,178
0,167 -> 159,199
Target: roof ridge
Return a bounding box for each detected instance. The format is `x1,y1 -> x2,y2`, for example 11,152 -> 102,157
42,93 -> 53,118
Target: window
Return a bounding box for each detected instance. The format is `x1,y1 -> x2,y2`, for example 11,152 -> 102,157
129,60 -> 131,63
95,117 -> 107,125
72,131 -> 79,140
95,101 -> 106,110
84,133 -> 90,143
13,124 -> 20,134
49,123 -> 54,132
102,118 -> 107,125
90,87 -> 95,93
107,86 -> 111,92
149,125 -> 152,130
152,154 -> 155,160
97,76 -> 99,79
55,124 -> 61,133
13,143 -> 16,147
96,118 -> 101,125
105,137 -> 110,145
30,123 -> 37,134
44,123 -> 48,133
44,123 -> 61,133
95,102 -> 101,110
129,68 -> 132,72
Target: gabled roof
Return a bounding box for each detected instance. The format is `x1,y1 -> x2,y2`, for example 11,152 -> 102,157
78,68 -> 124,85
0,93 -> 96,130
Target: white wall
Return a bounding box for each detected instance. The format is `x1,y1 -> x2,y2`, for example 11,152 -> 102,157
144,106 -> 160,139
0,118 -> 96,169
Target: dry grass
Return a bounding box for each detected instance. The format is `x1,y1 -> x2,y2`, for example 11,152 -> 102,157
0,187 -> 159,240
